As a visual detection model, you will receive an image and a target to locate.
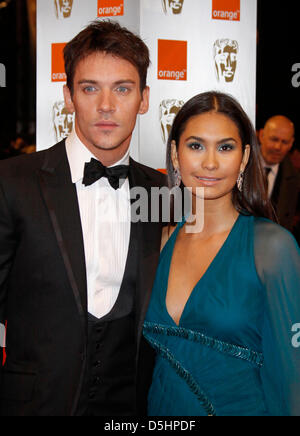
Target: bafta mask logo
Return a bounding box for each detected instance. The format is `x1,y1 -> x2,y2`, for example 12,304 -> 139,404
54,0 -> 74,19
53,101 -> 75,142
160,99 -> 184,143
214,39 -> 239,83
162,0 -> 184,15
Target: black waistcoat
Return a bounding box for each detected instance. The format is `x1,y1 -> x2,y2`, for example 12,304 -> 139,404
75,221 -> 138,416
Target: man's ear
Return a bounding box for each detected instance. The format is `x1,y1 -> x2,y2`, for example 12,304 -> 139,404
63,85 -> 75,114
258,128 -> 264,145
288,137 -> 295,152
139,86 -> 150,115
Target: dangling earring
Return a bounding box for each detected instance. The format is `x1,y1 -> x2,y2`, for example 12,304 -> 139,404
174,167 -> 182,187
237,171 -> 244,192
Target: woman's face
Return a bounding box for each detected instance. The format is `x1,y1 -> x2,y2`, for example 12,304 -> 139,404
172,111 -> 250,200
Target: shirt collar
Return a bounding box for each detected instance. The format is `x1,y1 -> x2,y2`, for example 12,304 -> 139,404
262,160 -> 279,176
65,128 -> 130,184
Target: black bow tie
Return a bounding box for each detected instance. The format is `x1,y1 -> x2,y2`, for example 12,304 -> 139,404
265,167 -> 272,177
82,158 -> 129,190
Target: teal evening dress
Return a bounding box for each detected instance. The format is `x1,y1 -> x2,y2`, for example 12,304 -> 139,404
143,214 -> 300,416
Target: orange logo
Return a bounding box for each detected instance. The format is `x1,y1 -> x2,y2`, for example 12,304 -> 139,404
97,0 -> 124,17
51,43 -> 67,82
212,0 -> 240,21
157,39 -> 187,81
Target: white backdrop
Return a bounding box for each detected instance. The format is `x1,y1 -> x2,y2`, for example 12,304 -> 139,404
36,0 -> 257,170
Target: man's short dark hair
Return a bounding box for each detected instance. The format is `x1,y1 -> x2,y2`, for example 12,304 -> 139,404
64,20 -> 150,95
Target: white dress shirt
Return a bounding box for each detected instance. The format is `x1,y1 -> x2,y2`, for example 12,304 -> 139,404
65,129 -> 131,319
263,161 -> 279,198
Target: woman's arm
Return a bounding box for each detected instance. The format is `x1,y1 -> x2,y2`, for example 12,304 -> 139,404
254,219 -> 300,416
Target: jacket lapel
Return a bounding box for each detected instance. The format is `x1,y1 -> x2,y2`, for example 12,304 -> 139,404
274,158 -> 299,229
37,141 -> 87,326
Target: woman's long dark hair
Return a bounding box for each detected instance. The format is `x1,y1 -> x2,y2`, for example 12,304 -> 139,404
166,91 -> 276,221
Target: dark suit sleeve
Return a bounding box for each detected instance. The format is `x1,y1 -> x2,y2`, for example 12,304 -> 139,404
0,181 -> 17,375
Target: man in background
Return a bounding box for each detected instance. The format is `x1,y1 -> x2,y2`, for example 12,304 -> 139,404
259,115 -> 300,243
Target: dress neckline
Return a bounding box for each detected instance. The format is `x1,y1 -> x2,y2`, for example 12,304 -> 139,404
164,213 -> 243,327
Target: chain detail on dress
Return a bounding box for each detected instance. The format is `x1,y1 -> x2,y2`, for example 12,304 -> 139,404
144,322 -> 264,368
144,332 -> 217,417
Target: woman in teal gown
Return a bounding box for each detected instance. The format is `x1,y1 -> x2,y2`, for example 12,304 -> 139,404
143,92 -> 300,416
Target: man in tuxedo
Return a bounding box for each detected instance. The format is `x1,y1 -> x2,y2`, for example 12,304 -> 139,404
0,20 -> 166,416
259,115 -> 300,243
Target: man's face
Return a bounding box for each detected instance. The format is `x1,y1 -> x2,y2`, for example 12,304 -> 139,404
64,52 -> 149,162
214,41 -> 238,83
168,0 -> 184,14
58,0 -> 73,18
259,120 -> 294,165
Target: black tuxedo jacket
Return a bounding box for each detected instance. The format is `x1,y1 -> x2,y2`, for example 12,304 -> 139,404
271,156 -> 300,238
0,140 -> 166,416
